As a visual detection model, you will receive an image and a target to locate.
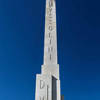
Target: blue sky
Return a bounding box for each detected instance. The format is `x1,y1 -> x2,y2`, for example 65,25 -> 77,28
0,0 -> 100,100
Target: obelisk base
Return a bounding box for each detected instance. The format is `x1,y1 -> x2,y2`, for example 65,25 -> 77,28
35,74 -> 61,100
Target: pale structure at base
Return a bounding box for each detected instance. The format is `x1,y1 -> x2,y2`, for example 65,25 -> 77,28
35,0 -> 64,100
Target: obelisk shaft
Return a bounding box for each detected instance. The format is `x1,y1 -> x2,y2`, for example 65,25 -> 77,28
44,0 -> 57,65
35,1 -> 62,100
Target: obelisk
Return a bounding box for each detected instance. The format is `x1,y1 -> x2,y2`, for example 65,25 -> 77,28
35,0 -> 63,100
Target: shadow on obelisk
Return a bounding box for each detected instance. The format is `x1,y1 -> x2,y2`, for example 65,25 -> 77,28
52,76 -> 57,100
52,76 -> 64,100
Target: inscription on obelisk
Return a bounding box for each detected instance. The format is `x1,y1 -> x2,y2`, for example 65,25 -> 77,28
35,75 -> 52,100
44,0 -> 57,65
35,0 -> 63,100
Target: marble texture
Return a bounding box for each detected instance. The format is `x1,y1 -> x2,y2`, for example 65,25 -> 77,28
35,0 -> 63,100
44,0 -> 57,65
35,74 -> 52,100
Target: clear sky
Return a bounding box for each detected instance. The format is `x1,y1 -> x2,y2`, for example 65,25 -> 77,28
0,0 -> 100,100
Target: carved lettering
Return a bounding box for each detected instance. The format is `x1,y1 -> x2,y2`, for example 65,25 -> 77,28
50,39 -> 51,44
49,23 -> 52,24
51,47 -> 53,51
49,19 -> 52,22
49,26 -> 53,31
48,47 -> 50,52
50,54 -> 51,60
40,80 -> 45,89
49,0 -> 53,7
49,16 -> 52,18
49,2 -> 51,7
40,97 -> 45,100
48,47 -> 53,52
49,20 -> 52,24
49,33 -> 52,38
49,8 -> 52,12
49,13 -> 52,17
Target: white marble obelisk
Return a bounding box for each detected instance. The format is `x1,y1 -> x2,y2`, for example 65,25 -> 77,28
35,0 -> 63,100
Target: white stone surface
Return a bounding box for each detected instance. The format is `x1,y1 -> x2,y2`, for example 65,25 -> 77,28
35,74 -> 61,100
42,64 -> 59,79
35,0 -> 63,100
35,74 -> 52,100
56,80 -> 61,100
44,0 -> 57,65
